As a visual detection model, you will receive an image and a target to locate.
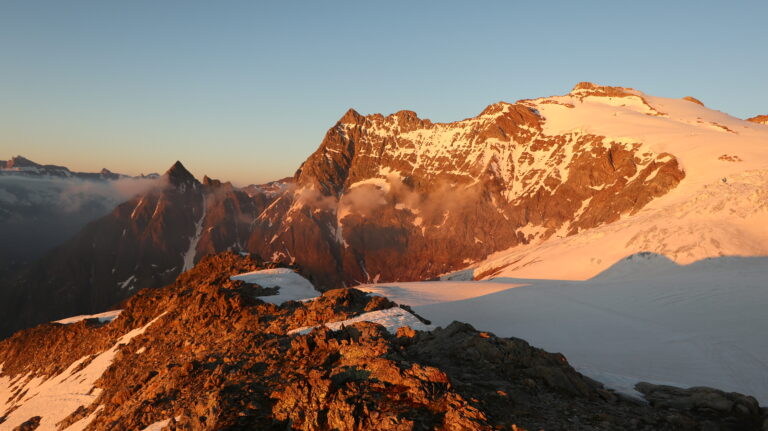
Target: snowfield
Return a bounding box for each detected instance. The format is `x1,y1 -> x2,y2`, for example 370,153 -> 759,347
475,170 -> 768,281
359,254 -> 768,403
0,313 -> 166,431
231,268 -> 320,304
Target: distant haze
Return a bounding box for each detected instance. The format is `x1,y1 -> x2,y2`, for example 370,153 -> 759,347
0,174 -> 162,262
1,1 -> 766,185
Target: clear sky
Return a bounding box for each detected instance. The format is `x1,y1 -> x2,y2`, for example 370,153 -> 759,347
1,1 -> 766,185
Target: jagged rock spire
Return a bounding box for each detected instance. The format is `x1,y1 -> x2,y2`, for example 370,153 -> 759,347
164,160 -> 197,186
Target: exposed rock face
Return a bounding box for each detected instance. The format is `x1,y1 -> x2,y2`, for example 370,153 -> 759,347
248,90 -> 683,287
682,96 -> 705,106
2,253 -> 762,430
747,114 -> 768,125
2,83 -> 686,336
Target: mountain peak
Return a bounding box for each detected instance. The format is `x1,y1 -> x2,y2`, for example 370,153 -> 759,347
202,175 -> 222,187
570,82 -> 639,99
164,160 -> 197,185
7,155 -> 40,169
339,108 -> 363,124
747,114 -> 768,125
479,101 -> 515,116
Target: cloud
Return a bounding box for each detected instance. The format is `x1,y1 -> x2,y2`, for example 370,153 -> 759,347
292,185 -> 338,211
0,188 -> 17,204
57,176 -> 164,212
339,184 -> 388,218
0,174 -> 166,261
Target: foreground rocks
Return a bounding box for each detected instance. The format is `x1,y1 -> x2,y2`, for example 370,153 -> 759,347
1,253 -> 765,430
636,383 -> 763,430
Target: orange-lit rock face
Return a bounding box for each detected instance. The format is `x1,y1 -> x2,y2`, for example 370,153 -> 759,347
747,114 -> 768,124
248,99 -> 684,287
683,96 -> 705,106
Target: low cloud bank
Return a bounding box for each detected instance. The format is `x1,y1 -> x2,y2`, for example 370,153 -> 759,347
0,174 -> 163,262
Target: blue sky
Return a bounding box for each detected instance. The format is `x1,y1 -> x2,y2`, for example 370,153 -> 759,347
1,1 -> 766,185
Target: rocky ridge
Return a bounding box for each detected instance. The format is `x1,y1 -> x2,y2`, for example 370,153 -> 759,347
0,156 -> 158,181
1,252 -> 764,431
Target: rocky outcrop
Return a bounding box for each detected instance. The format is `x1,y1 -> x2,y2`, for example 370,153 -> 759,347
1,253 -> 763,430
683,96 -> 705,106
747,115 -> 768,125
0,253 -> 759,430
636,382 -> 763,430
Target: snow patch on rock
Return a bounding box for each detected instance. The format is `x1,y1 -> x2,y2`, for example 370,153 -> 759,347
231,268 -> 320,304
54,310 -> 122,325
0,312 -> 166,431
288,306 -> 432,335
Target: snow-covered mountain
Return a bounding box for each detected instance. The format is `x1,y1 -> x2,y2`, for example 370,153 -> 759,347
0,155 -> 158,181
3,82 -> 767,339
350,85 -> 768,404
469,83 -> 768,279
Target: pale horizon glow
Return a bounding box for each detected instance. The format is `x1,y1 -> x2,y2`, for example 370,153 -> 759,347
1,1 -> 766,185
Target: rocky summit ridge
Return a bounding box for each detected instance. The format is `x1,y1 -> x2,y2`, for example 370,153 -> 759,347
1,252 -> 764,431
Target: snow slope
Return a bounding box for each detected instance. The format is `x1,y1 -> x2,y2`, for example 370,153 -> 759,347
53,310 -> 122,325
474,87 -> 768,280
0,313 -> 166,431
230,268 -> 320,304
359,254 -> 768,403
476,170 -> 768,280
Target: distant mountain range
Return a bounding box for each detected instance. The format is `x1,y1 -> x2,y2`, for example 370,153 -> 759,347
0,157 -> 162,266
1,82 -> 767,338
0,155 -> 159,180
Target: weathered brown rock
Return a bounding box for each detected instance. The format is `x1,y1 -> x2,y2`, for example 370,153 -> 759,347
683,96 -> 705,106
2,253 -> 763,430
11,416 -> 41,431
746,114 -> 768,125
